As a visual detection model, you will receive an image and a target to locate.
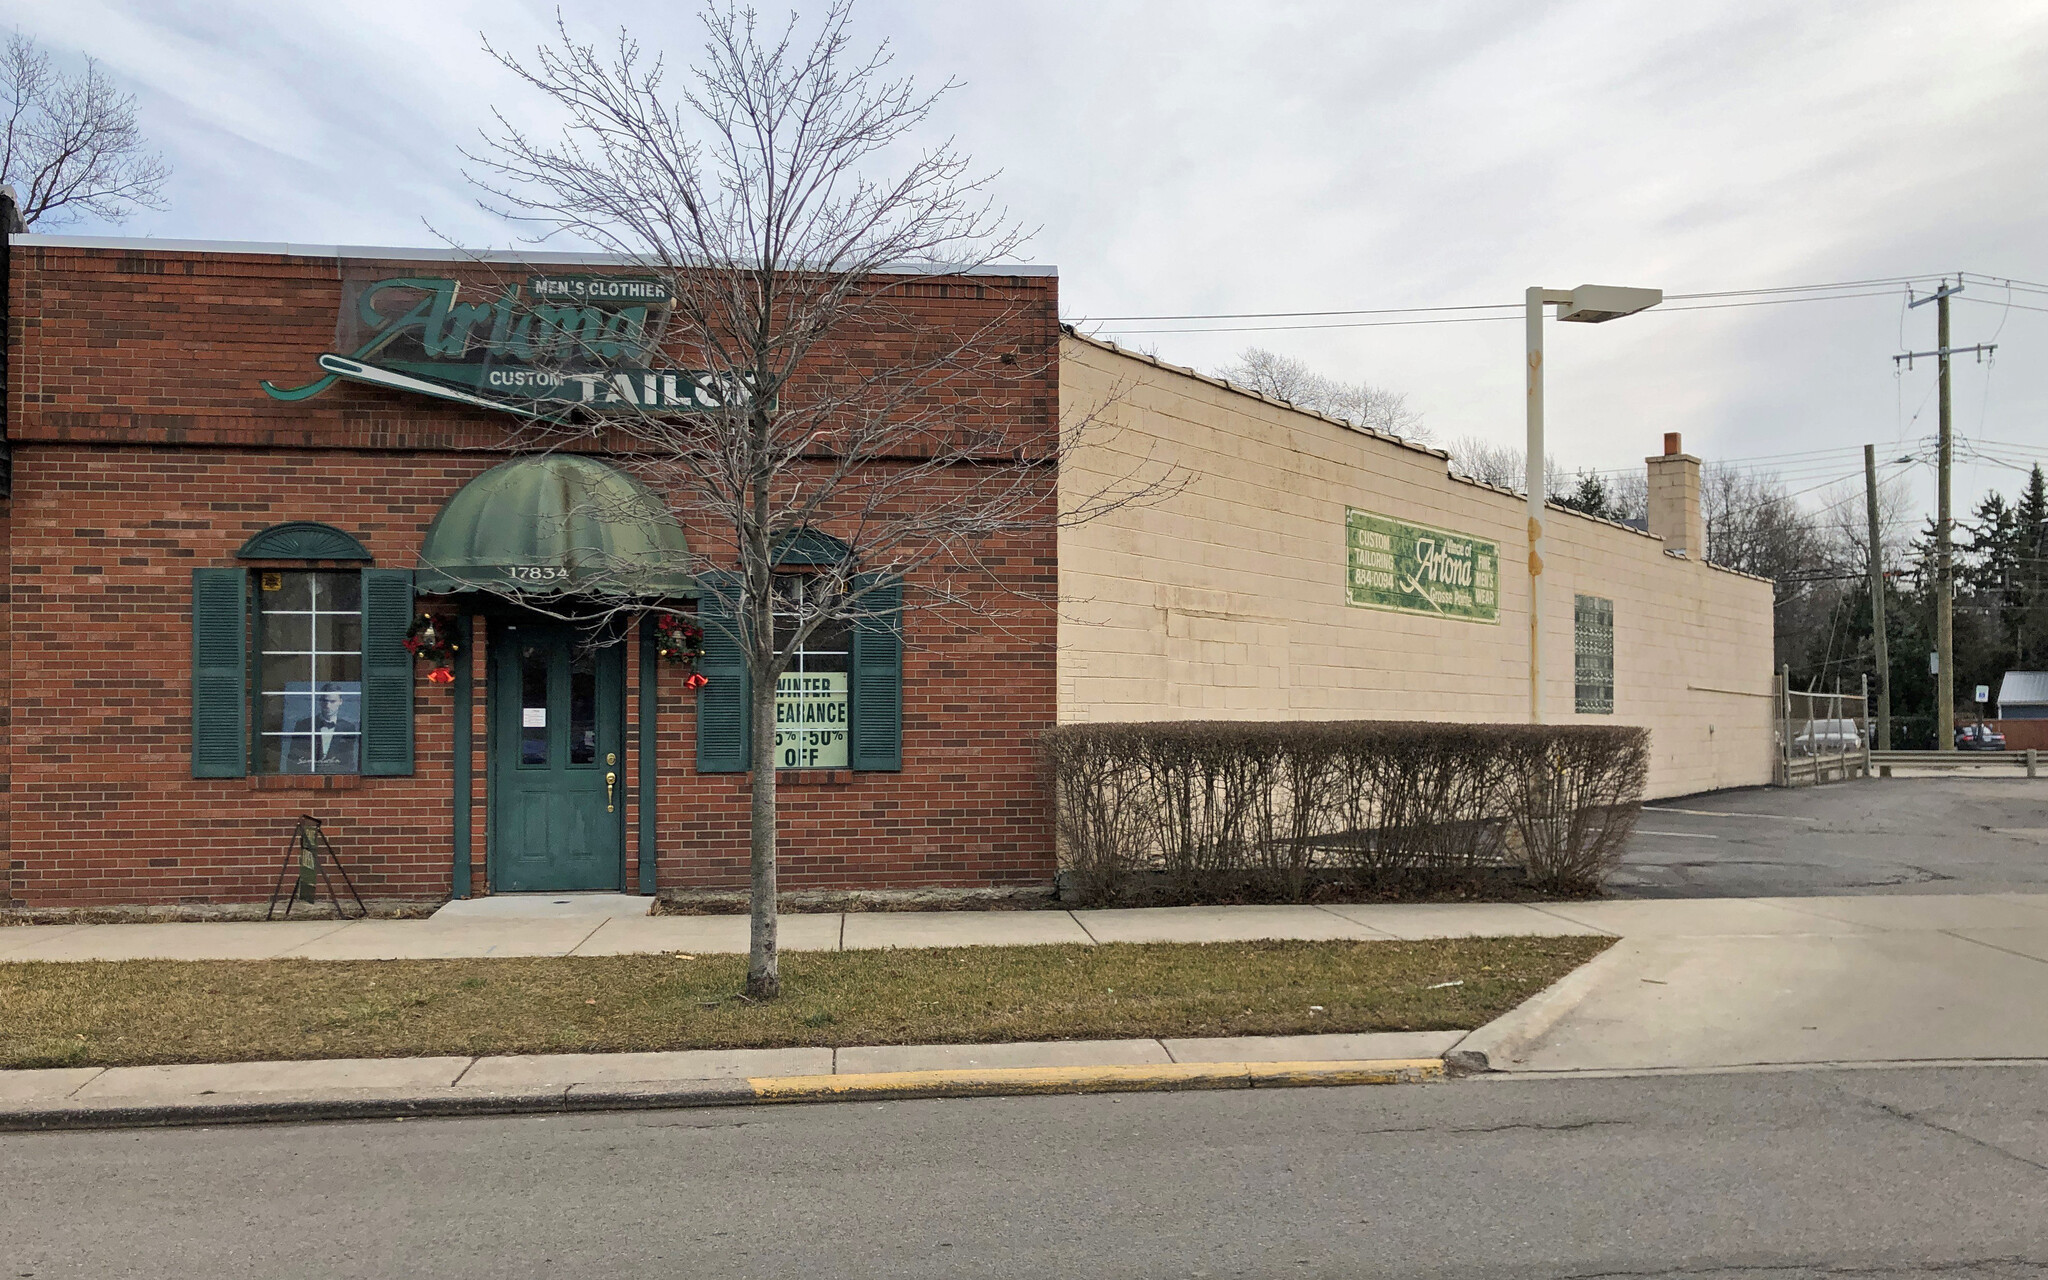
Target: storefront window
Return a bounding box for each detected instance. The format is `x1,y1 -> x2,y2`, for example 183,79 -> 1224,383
570,647 -> 599,764
257,570 -> 363,773
519,644 -> 550,765
772,576 -> 851,769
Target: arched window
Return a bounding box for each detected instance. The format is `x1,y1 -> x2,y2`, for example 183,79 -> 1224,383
192,523 -> 414,779
695,529 -> 903,774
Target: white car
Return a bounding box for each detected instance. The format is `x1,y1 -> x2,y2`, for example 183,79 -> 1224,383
1791,718 -> 1864,755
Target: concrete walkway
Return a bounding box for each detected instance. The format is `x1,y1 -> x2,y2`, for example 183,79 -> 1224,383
8,892 -> 2048,1097
0,1030 -> 1459,1106
8,892 -> 2048,963
0,899 -> 1618,961
1455,890 -> 2048,1073
0,1031 -> 1456,1129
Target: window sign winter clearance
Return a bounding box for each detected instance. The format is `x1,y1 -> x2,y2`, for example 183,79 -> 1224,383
1344,508 -> 1500,623
775,671 -> 849,768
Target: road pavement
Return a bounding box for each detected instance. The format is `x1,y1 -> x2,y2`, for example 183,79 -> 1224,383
1615,775 -> 2048,897
4,1065 -> 2043,1279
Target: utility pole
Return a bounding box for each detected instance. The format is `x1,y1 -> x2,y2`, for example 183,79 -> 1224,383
1865,444 -> 1891,750
1937,287 -> 1953,752
1899,280 -> 1994,750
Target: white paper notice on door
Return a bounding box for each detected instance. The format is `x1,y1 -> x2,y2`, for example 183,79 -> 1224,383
522,707 -> 547,728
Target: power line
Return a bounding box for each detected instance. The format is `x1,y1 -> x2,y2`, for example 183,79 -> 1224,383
1070,274 -> 1950,324
1079,288 -> 1923,335
1068,270 -> 2045,329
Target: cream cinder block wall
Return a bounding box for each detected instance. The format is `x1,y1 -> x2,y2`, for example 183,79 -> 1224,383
1057,333 -> 1777,799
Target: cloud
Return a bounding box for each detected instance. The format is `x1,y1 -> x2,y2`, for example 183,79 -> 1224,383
20,0 -> 2048,513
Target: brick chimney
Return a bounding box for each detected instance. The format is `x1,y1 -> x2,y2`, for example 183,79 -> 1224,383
1646,432 -> 1704,558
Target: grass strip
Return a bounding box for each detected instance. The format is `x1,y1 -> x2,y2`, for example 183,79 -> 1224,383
0,936 -> 1610,1069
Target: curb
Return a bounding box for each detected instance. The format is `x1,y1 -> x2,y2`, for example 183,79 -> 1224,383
1446,945 -> 1621,1072
0,1058 -> 1444,1132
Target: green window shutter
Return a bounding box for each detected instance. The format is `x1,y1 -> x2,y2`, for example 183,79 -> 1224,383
191,568 -> 249,778
360,569 -> 416,776
695,571 -> 752,773
849,573 -> 904,772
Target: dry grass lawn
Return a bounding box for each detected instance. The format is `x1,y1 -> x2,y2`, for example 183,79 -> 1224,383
0,936 -> 1610,1069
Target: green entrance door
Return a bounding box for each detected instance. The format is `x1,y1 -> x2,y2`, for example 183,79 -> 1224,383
490,621 -> 625,892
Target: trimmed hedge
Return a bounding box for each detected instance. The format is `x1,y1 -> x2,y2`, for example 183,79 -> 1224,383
1042,721 -> 1649,905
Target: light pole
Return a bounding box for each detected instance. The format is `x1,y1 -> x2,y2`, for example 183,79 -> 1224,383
1525,283 -> 1662,723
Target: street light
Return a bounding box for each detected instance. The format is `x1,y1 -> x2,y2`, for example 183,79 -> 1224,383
1525,283 -> 1661,723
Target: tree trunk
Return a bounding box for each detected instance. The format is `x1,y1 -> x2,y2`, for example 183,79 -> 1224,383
745,668 -> 781,998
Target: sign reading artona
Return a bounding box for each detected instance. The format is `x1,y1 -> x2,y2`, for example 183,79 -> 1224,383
263,271 -> 738,419
1345,508 -> 1500,623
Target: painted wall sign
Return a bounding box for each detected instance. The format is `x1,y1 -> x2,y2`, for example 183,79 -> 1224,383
1345,507 -> 1500,623
262,272 -> 739,418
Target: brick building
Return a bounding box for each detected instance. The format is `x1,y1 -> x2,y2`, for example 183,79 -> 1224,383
2,231 -> 1059,909
0,223 -> 1778,913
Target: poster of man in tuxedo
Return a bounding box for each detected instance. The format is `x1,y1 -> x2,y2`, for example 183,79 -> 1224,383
283,683 -> 361,773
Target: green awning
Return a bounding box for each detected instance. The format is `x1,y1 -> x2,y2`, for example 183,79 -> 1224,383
416,455 -> 696,597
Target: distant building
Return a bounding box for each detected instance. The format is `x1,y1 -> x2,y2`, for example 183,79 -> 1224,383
1996,672 -> 2048,720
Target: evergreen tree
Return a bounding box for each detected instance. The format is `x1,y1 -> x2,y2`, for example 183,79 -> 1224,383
1554,471 -> 1612,518
1964,490 -> 2019,605
2019,465 -> 2048,552
2014,465 -> 2048,666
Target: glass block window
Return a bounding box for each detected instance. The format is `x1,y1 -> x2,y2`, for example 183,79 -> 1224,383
1574,594 -> 1615,716
256,570 -> 363,773
771,575 -> 851,769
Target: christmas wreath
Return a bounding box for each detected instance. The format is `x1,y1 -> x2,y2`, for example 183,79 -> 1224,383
654,612 -> 710,690
404,613 -> 462,685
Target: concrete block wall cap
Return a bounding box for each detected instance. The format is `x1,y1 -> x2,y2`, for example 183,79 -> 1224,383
1061,329 -> 1444,461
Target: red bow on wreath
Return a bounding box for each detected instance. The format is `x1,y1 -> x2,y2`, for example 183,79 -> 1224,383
654,612 -> 708,689
406,613 -> 463,685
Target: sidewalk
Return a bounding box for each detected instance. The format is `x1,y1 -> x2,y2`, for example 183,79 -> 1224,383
7,891 -> 2048,1127
0,1032 -> 1453,1130
7,892 -> 2048,963
1456,890 -> 2048,1073
1,897 -> 1611,961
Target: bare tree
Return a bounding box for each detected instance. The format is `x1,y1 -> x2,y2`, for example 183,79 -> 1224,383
1443,433 -> 1569,496
1698,465 -> 1850,671
1214,346 -> 1427,440
0,31 -> 168,227
467,4 -> 1156,998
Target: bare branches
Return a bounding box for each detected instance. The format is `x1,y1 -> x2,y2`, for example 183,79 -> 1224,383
462,2 -> 1071,683
1443,434 -> 1570,496
1214,346 -> 1427,441
460,3 -> 1167,998
0,31 -> 168,227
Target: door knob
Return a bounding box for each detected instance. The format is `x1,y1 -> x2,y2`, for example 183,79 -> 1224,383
606,771 -> 617,813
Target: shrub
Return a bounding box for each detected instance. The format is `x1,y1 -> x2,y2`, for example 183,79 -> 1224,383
1041,721 -> 1648,905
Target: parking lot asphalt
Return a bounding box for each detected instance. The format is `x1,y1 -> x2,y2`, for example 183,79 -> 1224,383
1613,775 -> 2048,898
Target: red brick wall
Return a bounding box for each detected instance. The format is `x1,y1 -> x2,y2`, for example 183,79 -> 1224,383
3,244 -> 1058,906
0,493 -> 11,907
6,447 -> 485,905
1983,720 -> 2048,752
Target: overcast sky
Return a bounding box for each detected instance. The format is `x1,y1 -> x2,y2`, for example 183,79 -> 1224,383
17,0 -> 2048,528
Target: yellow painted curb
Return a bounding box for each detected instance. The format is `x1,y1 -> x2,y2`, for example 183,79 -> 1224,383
746,1058 -> 1445,1102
